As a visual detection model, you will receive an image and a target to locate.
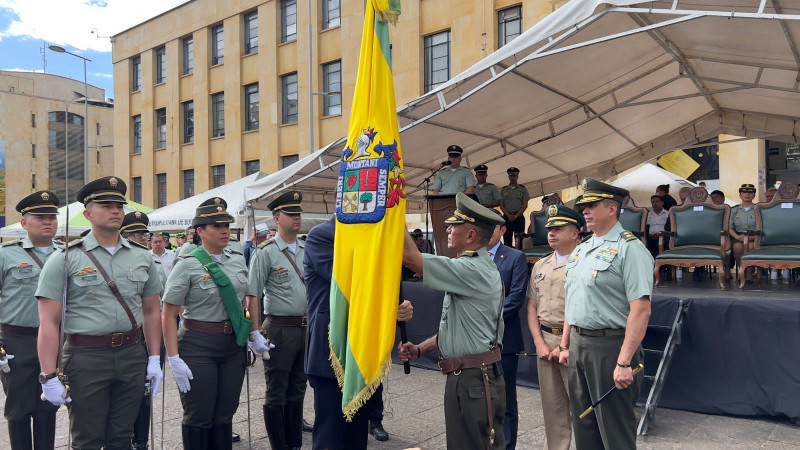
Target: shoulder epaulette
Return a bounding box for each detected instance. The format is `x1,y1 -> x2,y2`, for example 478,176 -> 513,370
227,247 -> 243,255
68,238 -> 84,248
179,253 -> 194,259
230,236 -> 239,242
126,238 -> 149,250
299,235 -> 307,241
461,250 -> 478,257
258,238 -> 276,249
0,239 -> 21,247
579,234 -> 593,244
620,231 -> 637,242
153,259 -> 162,264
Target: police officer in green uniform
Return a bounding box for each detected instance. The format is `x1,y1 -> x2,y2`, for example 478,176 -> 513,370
36,176 -> 164,450
564,178 -> 653,450
1,191 -> 61,450
246,191 -> 307,450
433,145 -> 476,195
500,167 -> 530,248
398,192 -> 506,450
178,222 -> 241,256
729,183 -> 757,272
473,164 -> 501,208
120,211 -> 166,450
162,197 -> 270,449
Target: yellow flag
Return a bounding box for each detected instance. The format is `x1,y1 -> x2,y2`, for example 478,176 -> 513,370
329,0 -> 405,421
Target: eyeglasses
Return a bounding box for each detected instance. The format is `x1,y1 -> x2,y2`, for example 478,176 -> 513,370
127,232 -> 146,239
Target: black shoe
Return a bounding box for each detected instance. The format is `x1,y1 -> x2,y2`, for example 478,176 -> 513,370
181,424 -> 210,450
265,405 -> 287,450
131,442 -> 148,450
211,423 -> 234,450
8,419 -> 33,450
303,418 -> 314,433
369,420 -> 389,441
231,432 -> 240,442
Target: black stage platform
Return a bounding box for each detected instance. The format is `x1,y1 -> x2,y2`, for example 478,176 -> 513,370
392,279 -> 800,420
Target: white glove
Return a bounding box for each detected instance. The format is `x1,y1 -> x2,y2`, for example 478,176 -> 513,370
145,355 -> 162,398
168,355 -> 193,393
250,330 -> 275,355
0,354 -> 14,373
41,377 -> 70,406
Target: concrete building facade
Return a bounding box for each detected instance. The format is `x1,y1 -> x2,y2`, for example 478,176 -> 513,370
111,0 -> 570,207
0,70 -> 114,225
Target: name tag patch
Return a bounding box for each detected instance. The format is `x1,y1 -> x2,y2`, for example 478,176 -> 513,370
595,247 -> 617,263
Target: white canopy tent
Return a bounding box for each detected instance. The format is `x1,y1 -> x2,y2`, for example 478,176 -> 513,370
611,163 -> 696,206
244,0 -> 800,213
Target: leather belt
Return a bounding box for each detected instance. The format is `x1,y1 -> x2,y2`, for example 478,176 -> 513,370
67,327 -> 142,347
540,324 -> 563,336
438,347 -> 501,375
0,324 -> 39,336
573,326 -> 625,337
267,315 -> 307,327
184,319 -> 233,334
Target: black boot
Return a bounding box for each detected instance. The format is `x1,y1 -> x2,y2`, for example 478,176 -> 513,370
211,423 -> 233,450
231,432 -> 240,442
181,424 -> 210,450
369,419 -> 389,441
32,412 -> 56,450
302,418 -> 314,432
131,394 -> 151,449
264,405 -> 287,450
284,401 -> 303,450
8,418 -> 32,450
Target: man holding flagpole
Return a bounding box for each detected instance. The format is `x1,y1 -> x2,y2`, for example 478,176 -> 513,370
399,192 -> 507,450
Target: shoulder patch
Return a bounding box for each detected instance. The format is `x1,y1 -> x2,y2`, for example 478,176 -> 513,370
621,231 -> 637,242
68,238 -> 84,248
0,239 -> 21,247
257,238 -> 276,249
126,238 -> 149,250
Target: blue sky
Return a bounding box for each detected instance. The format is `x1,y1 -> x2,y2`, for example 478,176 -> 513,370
0,0 -> 188,99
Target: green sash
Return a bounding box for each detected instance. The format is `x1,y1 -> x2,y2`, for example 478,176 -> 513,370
190,247 -> 252,347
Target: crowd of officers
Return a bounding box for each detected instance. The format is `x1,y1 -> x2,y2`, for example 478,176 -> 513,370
0,161 -> 657,450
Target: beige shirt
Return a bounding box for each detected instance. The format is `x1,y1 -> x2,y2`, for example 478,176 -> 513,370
527,252 -> 567,328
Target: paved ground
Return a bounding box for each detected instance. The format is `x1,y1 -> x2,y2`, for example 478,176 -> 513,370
2,363 -> 799,449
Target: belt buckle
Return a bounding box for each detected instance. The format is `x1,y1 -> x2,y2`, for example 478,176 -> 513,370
111,332 -> 124,347
301,316 -> 307,327
223,322 -> 232,334
553,328 -> 563,336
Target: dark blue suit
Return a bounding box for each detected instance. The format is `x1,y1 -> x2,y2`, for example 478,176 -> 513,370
303,217 -> 379,449
492,243 -> 529,450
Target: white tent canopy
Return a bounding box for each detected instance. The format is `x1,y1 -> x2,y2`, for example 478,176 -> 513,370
611,163 -> 696,206
244,0 -> 800,213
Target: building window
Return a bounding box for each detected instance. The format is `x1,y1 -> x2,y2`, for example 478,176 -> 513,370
132,177 -> 142,204
32,174 -> 36,189
322,0 -> 340,29
156,46 -> 166,83
212,165 -> 226,187
132,56 -> 141,91
424,30 -> 451,93
498,6 -> 522,48
47,111 -> 85,203
245,160 -> 260,175
132,115 -> 142,154
183,36 -> 194,74
211,24 -> 224,65
96,122 -> 100,135
322,61 -> 342,116
281,73 -> 298,124
31,113 -> 36,127
244,11 -> 258,54
244,83 -> 259,131
183,169 -> 195,198
156,173 -> 167,208
282,154 -> 299,168
211,92 -> 225,137
155,108 -> 167,149
183,100 -> 194,143
281,0 -> 297,42
32,144 -> 35,158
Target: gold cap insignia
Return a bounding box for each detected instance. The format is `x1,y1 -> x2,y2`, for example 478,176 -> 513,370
109,177 -> 119,187
216,206 -> 223,212
135,211 -> 142,219
214,198 -> 221,205
581,179 -> 588,190
547,205 -> 558,216
41,192 -> 50,201
293,193 -> 300,201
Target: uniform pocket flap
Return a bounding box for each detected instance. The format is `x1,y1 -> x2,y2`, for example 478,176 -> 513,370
11,266 -> 38,279
74,274 -> 103,287
468,386 -> 486,399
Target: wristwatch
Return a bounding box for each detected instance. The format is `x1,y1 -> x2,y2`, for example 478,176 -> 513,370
38,372 -> 57,384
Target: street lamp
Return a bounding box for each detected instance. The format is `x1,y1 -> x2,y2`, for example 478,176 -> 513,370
49,44 -> 91,185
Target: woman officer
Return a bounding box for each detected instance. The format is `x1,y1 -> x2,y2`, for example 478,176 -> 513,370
162,197 -> 271,448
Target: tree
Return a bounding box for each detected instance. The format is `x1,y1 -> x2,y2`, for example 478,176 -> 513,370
360,192 -> 373,211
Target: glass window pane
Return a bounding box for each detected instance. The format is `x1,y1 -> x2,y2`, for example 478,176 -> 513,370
183,37 -> 194,74
133,115 -> 142,154
183,101 -> 194,143
282,0 -> 297,42
183,169 -> 194,198
212,25 -> 224,65
212,92 -> 225,137
245,83 -> 259,131
282,73 -> 298,124
499,6 -> 522,48
245,12 -> 258,54
424,31 -> 450,93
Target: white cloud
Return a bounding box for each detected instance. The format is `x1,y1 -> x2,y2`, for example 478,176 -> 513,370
0,0 -> 189,53
92,72 -> 113,78
4,68 -> 44,73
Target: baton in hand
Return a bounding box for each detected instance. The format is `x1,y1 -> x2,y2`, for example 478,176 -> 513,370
579,363 -> 644,419
398,286 -> 410,374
